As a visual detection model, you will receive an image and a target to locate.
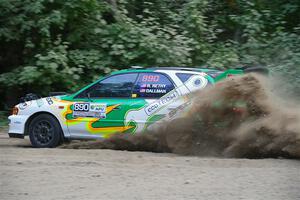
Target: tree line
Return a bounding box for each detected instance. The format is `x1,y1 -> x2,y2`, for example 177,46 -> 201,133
0,0 -> 299,109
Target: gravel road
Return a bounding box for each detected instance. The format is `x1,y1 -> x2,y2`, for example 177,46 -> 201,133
1,132 -> 300,200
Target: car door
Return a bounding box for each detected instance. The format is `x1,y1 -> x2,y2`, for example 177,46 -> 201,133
124,72 -> 182,132
67,73 -> 147,138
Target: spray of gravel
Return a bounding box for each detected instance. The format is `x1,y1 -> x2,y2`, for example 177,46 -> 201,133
63,74 -> 300,158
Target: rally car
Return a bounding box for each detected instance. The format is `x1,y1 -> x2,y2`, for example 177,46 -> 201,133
8,66 -> 268,147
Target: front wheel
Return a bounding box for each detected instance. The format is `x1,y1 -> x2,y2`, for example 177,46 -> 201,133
28,114 -> 62,148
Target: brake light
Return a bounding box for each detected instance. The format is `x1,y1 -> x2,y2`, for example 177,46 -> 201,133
12,106 -> 19,115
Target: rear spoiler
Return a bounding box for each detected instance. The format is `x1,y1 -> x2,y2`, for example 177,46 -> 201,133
236,66 -> 269,75
212,66 -> 269,82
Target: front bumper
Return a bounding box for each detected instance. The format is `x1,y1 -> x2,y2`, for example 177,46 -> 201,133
8,133 -> 24,138
8,115 -> 30,137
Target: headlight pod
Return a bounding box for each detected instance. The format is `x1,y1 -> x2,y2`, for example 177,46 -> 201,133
12,106 -> 19,115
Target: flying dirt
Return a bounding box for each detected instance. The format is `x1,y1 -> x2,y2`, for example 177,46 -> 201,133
63,74 -> 300,158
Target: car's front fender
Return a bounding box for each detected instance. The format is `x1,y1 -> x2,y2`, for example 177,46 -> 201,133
8,97 -> 72,138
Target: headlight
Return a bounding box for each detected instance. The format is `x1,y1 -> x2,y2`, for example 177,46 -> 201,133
12,106 -> 19,115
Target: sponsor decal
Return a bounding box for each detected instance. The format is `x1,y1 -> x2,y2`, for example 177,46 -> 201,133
73,102 -> 107,118
168,101 -> 191,118
141,84 -> 166,88
19,101 -> 32,110
144,90 -> 179,116
193,76 -> 208,88
140,88 -> 167,94
36,99 -> 44,107
194,79 -> 202,86
46,97 -> 54,105
139,83 -> 167,94
185,75 -> 208,92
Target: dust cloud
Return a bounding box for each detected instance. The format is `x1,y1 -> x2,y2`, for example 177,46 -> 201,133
63,74 -> 300,158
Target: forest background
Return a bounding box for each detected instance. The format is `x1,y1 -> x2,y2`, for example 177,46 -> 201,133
0,0 -> 299,115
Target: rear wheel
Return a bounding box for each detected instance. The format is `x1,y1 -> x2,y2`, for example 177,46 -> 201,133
28,114 -> 62,148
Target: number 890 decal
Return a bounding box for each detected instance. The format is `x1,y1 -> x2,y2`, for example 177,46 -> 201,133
73,102 -> 107,118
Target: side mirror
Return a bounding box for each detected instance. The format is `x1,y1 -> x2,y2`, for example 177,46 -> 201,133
87,92 -> 93,102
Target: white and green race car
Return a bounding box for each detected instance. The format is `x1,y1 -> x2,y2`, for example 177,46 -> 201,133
8,67 -> 267,147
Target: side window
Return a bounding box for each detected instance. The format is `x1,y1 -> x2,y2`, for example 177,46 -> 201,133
176,73 -> 194,83
76,73 -> 138,98
132,73 -> 174,98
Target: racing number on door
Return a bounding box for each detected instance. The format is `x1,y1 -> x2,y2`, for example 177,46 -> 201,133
74,103 -> 89,112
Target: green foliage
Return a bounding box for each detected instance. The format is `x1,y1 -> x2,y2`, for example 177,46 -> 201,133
0,110 -> 9,129
0,0 -> 300,108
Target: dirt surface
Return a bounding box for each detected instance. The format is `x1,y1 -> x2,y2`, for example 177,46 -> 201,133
63,75 -> 300,159
0,132 -> 300,200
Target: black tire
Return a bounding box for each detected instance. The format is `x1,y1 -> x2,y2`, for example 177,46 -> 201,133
28,114 -> 62,148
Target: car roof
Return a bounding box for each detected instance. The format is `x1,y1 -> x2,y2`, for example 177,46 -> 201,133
113,66 -> 222,74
